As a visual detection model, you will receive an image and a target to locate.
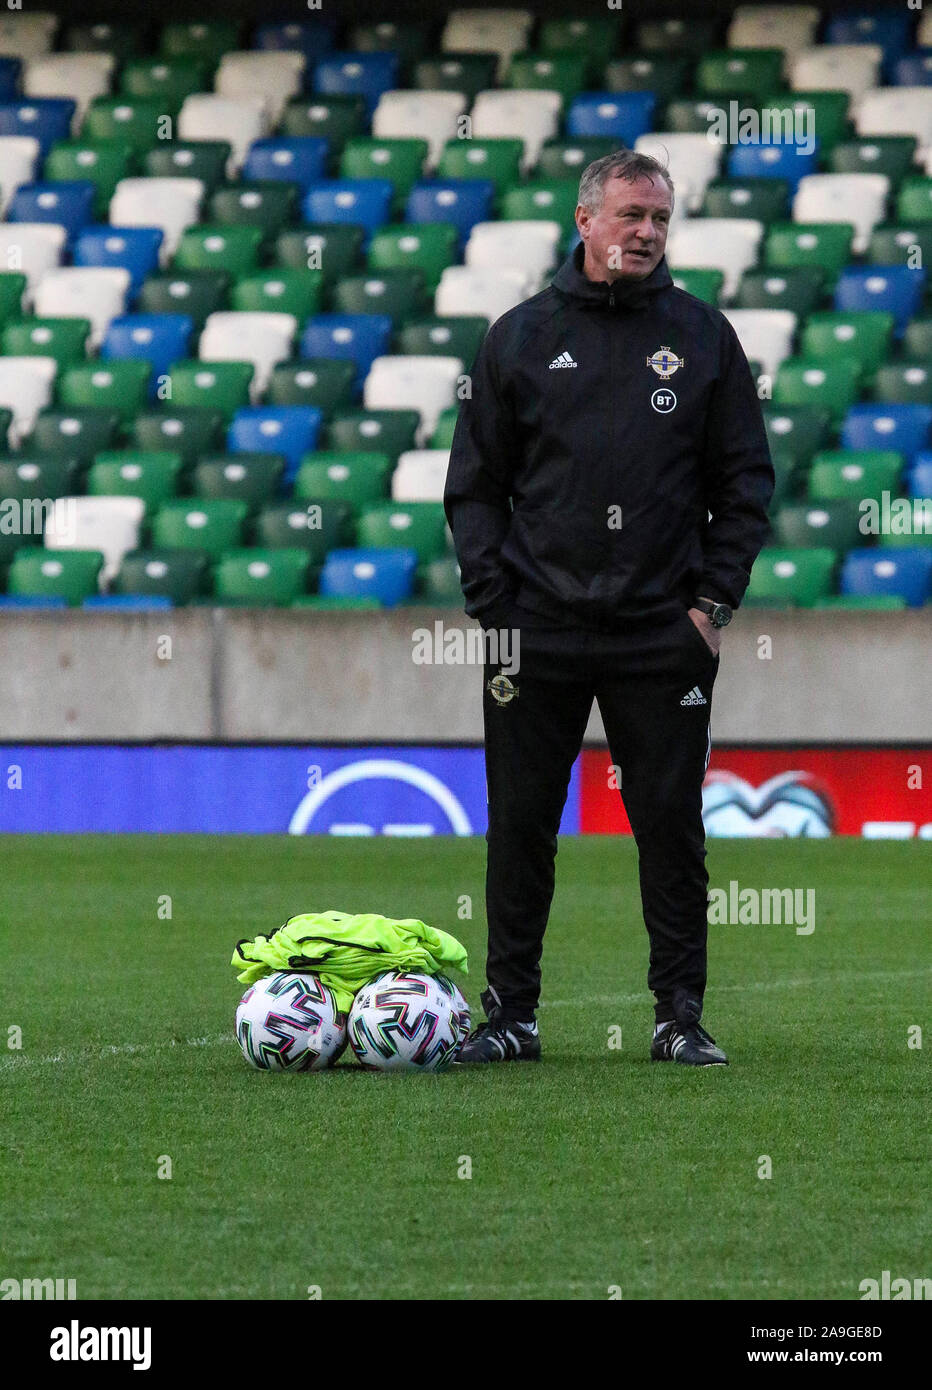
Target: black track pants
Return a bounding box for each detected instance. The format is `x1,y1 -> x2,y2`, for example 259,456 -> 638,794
482,606 -> 719,1022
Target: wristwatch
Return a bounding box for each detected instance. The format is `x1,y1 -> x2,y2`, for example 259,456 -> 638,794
694,596 -> 733,628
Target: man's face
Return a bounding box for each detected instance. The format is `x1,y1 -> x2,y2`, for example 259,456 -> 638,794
577,173 -> 673,282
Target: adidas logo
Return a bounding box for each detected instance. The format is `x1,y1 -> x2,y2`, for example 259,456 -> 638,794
680,685 -> 707,706
548,351 -> 577,369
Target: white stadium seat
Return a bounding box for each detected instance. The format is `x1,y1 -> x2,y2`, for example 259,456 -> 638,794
0,135 -> 41,214
45,496 -> 144,586
435,265 -> 532,322
727,6 -> 820,57
391,449 -> 451,502
667,218 -> 763,300
442,9 -> 534,81
634,133 -> 722,212
109,178 -> 204,262
364,356 -> 463,447
23,53 -> 115,124
177,95 -> 268,173
215,51 -> 305,126
0,356 -> 57,440
199,312 -> 297,397
790,45 -> 883,101
723,308 -> 798,379
0,222 -> 67,299
856,88 -> 932,158
34,267 -> 130,347
372,91 -> 470,170
792,173 -> 889,255
0,12 -> 58,60
471,90 -> 562,172
918,13 -> 932,46
465,220 -> 560,286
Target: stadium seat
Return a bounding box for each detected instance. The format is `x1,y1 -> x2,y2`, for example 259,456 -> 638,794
0,135 -> 40,214
364,356 -> 462,446
65,22 -> 144,62
28,407 -> 120,462
635,133 -> 722,212
326,408 -> 420,461
301,178 -> 394,244
667,219 -> 763,299
0,355 -> 57,439
840,547 -> 932,606
908,455 -> 932,497
500,183 -> 576,232
82,594 -> 173,610
340,136 -> 430,214
437,137 -> 523,195
177,94 -> 267,172
830,135 -> 917,183
0,453 -> 79,506
355,500 -> 448,562
0,271 -> 27,326
367,223 -> 458,293
266,359 -> 355,413
231,270 -> 322,320
131,407 -> 224,465
703,178 -> 790,224
242,137 -> 329,192
0,12 -> 58,60
215,51 -> 306,127
417,554 -> 463,604
280,93 -> 366,157
508,52 -> 588,107
391,449 -> 449,502
765,222 -> 855,280
857,89 -> 932,157
151,498 -> 247,559
735,266 -> 824,316
566,92 -> 656,146
57,359 -> 150,423
167,361 -> 254,419
825,12 -> 910,63
637,16 -> 717,51
841,404 -> 932,463
44,494 -> 144,584
101,314 -> 194,389
833,266 -> 925,337
72,226 -> 162,295
440,11 -> 534,83
350,20 -> 430,80
114,548 -> 208,604
332,268 -> 431,326
44,138 -> 133,219
2,316 -> 90,368
413,54 -> 498,107
874,363 -> 932,406
396,316 -> 488,366
603,55 -> 689,103
0,57 -> 18,101
255,499 -> 351,562
213,547 -> 310,606
109,178 -> 204,262
294,451 -> 392,509
319,545 -> 417,605
744,547 -> 836,605
0,98 -> 74,154
313,51 -> 400,121
227,406 -> 322,482
86,451 -> 183,511
34,267 -> 130,348
193,454 -> 285,512
160,20 -> 239,62
434,265 -> 530,322
7,547 -> 103,605
808,450 -> 903,503
143,140 -> 231,193
254,21 -> 336,63
470,90 -> 561,174
6,180 -> 95,240
728,141 -> 820,195
773,358 -> 861,423
83,97 -> 164,155
893,53 -> 932,88
300,314 -> 393,389
695,47 -> 786,100
669,269 -> 724,305
119,57 -> 209,112
723,309 -> 797,379
799,311 -> 894,377
210,184 -> 298,243
137,270 -> 230,331
727,6 -> 820,57
173,225 -> 262,279
405,179 -> 495,250
430,408 -> 460,450
199,312 -> 297,397
24,53 -> 114,123
0,223 -> 66,301
868,224 -> 932,268
534,136 -> 617,182
792,174 -> 889,255
276,223 -> 365,285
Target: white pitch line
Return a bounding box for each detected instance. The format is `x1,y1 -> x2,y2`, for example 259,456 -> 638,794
0,1031 -> 235,1072
540,966 -> 932,1010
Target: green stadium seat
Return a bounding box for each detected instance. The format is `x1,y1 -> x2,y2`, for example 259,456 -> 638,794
137,270 -> 230,330
367,223 -> 458,291
808,451 -> 903,503
231,269 -> 323,318
413,54 -> 497,104
867,224 -> 932,267
174,225 -> 263,276
761,91 -> 850,154
331,268 -> 429,326
418,554 -> 462,603
192,453 -> 284,511
57,361 -> 151,424
66,21 -> 147,62
830,137 -> 917,186
255,500 -> 352,562
872,362 -> 932,405
735,266 -> 825,316
762,404 -> 832,467
507,52 -> 588,105
0,407 -> 11,445
355,501 -> 447,562
0,455 -> 80,503
501,181 -> 578,230
669,268 -> 724,304
702,179 -> 789,223
120,57 -> 210,110
895,178 -> 932,224
539,16 -> 618,83
534,138 -> 619,182
86,450 -> 183,510
114,547 -> 209,603
873,496 -> 932,548
159,21 -> 239,63
773,357 -> 861,422
151,498 -> 247,558
294,451 -> 391,509
744,547 -> 836,606
28,408 -> 121,462
799,311 -> 894,376
438,137 -> 524,197
605,55 -> 691,102
326,409 -> 420,462
639,18 -> 718,53
696,49 -> 785,99
0,272 -> 26,326
340,137 -> 429,213
131,408 -> 224,465
167,361 -> 254,418
45,140 -> 134,218
772,499 -> 864,551
143,140 -> 232,192
430,407 -> 459,450
83,97 -> 165,154
209,184 -> 298,242
276,225 -> 365,284
352,21 -> 432,80
279,96 -> 367,158
265,360 -> 356,413
396,316 -> 488,365
767,449 -> 799,507
8,548 -> 104,605
213,547 -> 310,606
765,223 -> 855,280
2,318 -> 90,368
663,97 -> 741,135
903,316 -> 932,358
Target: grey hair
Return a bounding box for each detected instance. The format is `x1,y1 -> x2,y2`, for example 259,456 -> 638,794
578,149 -> 675,214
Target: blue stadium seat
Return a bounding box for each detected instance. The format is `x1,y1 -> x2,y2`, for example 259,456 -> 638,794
73,225 -> 163,294
833,265 -> 926,337
824,13 -> 911,68
0,99 -> 75,155
0,595 -> 68,608
242,137 -> 329,192
566,92 -> 657,145
840,547 -> 932,606
82,594 -> 173,609
300,313 -> 393,389
406,179 -> 495,250
0,58 -> 22,101
892,51 -> 932,86
254,21 -> 336,62
841,404 -> 932,464
908,455 -> 932,497
312,51 -> 399,119
319,546 -> 417,605
302,179 -> 394,242
7,180 -> 96,238
227,405 -> 323,483
101,314 -> 194,392
727,140 -> 821,193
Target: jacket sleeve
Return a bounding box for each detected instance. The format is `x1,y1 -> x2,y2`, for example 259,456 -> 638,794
698,317 -> 775,609
443,320 -> 519,626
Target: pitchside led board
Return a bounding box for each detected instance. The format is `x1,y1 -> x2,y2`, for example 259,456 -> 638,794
0,745 -> 928,838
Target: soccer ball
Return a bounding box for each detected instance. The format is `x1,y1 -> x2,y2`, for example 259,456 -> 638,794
235,972 -> 347,1071
436,974 -> 471,1055
348,971 -> 461,1071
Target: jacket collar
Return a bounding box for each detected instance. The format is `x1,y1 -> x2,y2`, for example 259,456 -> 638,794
551,240 -> 673,310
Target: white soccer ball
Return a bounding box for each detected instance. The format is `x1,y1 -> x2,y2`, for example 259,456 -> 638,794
235,972 -> 347,1071
348,970 -> 461,1071
435,974 -> 471,1056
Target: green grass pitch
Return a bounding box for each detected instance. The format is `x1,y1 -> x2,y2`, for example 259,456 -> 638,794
1,834 -> 927,1301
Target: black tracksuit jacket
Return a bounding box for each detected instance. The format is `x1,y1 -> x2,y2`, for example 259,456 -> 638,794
444,242 -> 775,632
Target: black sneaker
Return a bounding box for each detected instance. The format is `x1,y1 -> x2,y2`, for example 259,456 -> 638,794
455,988 -> 541,1064
650,988 -> 728,1066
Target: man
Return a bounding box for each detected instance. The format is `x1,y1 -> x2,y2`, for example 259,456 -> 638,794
443,150 -> 774,1066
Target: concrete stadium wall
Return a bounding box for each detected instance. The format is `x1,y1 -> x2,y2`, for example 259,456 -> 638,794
0,609 -> 928,743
